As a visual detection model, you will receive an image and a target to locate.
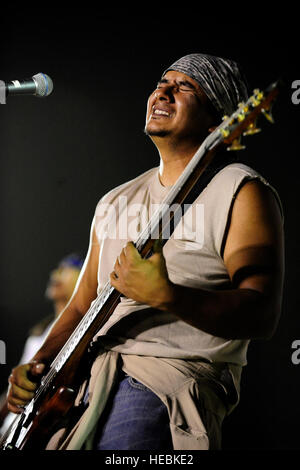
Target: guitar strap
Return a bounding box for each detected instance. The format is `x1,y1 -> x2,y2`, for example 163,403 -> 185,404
182,151 -> 241,206
151,149 -> 243,254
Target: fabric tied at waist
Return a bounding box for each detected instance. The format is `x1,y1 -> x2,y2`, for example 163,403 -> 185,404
46,350 -> 237,450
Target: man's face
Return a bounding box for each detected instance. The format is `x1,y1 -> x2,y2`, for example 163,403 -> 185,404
45,265 -> 80,303
145,70 -> 215,144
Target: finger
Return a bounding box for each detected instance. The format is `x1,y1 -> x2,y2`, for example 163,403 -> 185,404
7,402 -> 24,414
28,362 -> 45,383
153,238 -> 164,254
125,242 -> 141,260
30,361 -> 45,375
149,242 -> 165,261
9,365 -> 40,391
119,249 -> 126,264
110,271 -> 119,286
148,252 -> 164,265
9,382 -> 35,402
148,250 -> 168,272
113,257 -> 121,276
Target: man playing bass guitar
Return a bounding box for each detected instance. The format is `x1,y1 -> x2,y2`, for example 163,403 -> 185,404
6,53 -> 284,450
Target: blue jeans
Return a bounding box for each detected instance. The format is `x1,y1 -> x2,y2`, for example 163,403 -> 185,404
93,373 -> 173,450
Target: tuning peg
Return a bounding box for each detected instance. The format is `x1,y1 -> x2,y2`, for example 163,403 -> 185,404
261,107 -> 274,123
254,89 -> 264,100
227,137 -> 246,151
250,89 -> 264,107
235,103 -> 248,122
243,120 -> 261,136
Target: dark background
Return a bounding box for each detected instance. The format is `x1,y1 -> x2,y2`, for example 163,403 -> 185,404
0,11 -> 299,450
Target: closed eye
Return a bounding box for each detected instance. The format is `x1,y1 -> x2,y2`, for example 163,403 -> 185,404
156,78 -> 196,92
156,78 -> 168,88
178,80 -> 196,91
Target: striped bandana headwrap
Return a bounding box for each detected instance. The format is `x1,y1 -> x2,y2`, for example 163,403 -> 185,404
163,53 -> 249,117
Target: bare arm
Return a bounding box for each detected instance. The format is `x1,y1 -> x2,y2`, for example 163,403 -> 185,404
111,180 -> 284,340
32,220 -> 100,364
159,180 -> 284,339
7,219 -> 100,413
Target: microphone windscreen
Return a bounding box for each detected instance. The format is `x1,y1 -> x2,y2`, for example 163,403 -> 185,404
33,73 -> 54,97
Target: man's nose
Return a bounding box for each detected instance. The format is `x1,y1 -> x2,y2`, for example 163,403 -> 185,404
154,86 -> 174,102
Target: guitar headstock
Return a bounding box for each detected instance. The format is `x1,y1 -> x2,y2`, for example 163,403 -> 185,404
216,80 -> 281,151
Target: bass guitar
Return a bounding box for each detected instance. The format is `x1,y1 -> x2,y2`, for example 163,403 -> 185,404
0,80 -> 280,449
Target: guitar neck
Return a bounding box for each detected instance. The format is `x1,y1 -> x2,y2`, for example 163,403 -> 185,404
38,128 -> 224,391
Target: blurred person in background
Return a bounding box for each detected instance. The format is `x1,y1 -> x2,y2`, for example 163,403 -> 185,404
0,253 -> 83,435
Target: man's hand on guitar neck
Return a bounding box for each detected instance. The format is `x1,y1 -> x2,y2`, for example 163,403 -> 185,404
110,241 -> 174,310
7,361 -> 45,414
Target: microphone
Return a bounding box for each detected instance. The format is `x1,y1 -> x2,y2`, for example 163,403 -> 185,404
5,73 -> 53,98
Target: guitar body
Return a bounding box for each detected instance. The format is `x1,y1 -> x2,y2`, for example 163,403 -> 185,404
16,386 -> 76,450
2,352 -> 89,450
2,356 -> 83,450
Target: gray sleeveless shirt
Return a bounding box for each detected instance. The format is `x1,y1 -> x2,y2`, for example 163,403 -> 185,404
92,163 -> 282,390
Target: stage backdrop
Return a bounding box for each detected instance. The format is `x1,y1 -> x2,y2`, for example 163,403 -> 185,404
0,13 -> 299,450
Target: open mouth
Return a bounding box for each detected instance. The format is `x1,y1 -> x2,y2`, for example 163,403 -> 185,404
153,109 -> 169,116
151,106 -> 173,118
